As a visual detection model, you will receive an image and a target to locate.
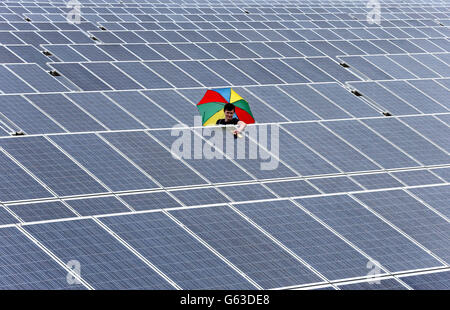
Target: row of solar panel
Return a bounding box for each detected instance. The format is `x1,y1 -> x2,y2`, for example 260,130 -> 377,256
0,117 -> 448,202
0,76 -> 448,130
0,166 -> 449,221
1,2 -> 449,15
0,196 -> 449,289
2,28 -> 449,52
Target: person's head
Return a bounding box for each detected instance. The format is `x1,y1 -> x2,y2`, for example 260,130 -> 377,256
223,103 -> 235,121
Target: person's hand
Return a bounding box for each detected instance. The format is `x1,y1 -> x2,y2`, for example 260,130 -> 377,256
233,129 -> 239,135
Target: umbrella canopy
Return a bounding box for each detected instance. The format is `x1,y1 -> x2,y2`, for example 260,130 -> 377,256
197,88 -> 255,126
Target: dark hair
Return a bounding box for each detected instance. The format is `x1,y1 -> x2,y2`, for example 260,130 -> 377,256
223,103 -> 235,112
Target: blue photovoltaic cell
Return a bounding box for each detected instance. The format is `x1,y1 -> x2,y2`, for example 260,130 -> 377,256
355,190 -> 450,264
64,196 -> 130,216
431,168 -> 450,182
70,45 -> 115,62
0,206 -> 18,225
349,82 -> 420,115
338,278 -> 407,290
172,43 -> 214,59
0,150 -> 54,203
147,43 -> 189,59
170,205 -> 323,289
379,81 -> 447,114
245,86 -> 319,121
7,45 -> 52,70
363,118 -> 450,166
197,43 -> 238,59
283,123 -> 379,172
235,200 -> 381,281
309,176 -> 363,194
25,93 -> 106,132
143,61 -> 201,88
6,64 -> 69,93
228,59 -> 284,85
82,62 -> 143,90
7,201 -> 76,222
400,271 -> 450,290
323,120 -> 419,169
201,60 -> 258,85
280,84 -> 352,120
217,183 -> 277,202
112,61 -> 172,89
24,219 -> 174,289
400,116 -> 450,153
282,58 -> 334,82
0,226 -> 86,289
364,55 -> 417,79
0,136 -> 107,197
408,185 -> 450,219
43,44 -> 88,62
310,83 -> 379,118
66,92 -> 145,130
275,130 -> 340,176
102,131 -> 207,188
306,57 -> 361,83
391,169 -> 444,186
264,180 -> 320,198
350,173 -> 404,190
172,61 -> 230,87
229,87 -> 288,123
255,59 -> 310,84
142,89 -> 200,126
99,212 -> 256,289
339,56 -> 393,80
119,191 -> 181,211
0,95 -> 64,134
406,80 -> 449,110
296,195 -> 442,272
0,46 -> 24,63
104,91 -> 178,129
97,44 -> 140,61
0,66 -> 35,94
50,133 -> 158,192
410,54 -> 450,77
50,63 -> 112,91
170,187 -> 230,206
151,128 -> 255,183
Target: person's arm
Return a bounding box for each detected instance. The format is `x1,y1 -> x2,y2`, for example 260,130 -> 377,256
233,121 -> 246,135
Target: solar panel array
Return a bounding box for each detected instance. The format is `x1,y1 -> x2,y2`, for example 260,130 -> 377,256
0,0 -> 449,290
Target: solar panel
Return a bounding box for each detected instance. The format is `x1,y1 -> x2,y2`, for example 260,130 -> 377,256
0,226 -> 86,289
23,219 -> 175,289
64,196 -> 130,216
234,199 -> 377,281
354,190 -> 450,263
99,212 -> 257,289
0,136 -> 107,197
7,200 -> 76,222
362,118 -> 450,166
0,0 -> 449,291
282,122 -> 379,172
296,195 -> 442,272
399,271 -> 450,290
101,131 -> 207,188
169,205 -> 323,288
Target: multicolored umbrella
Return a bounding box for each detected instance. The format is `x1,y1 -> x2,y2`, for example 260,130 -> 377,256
197,88 -> 255,126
